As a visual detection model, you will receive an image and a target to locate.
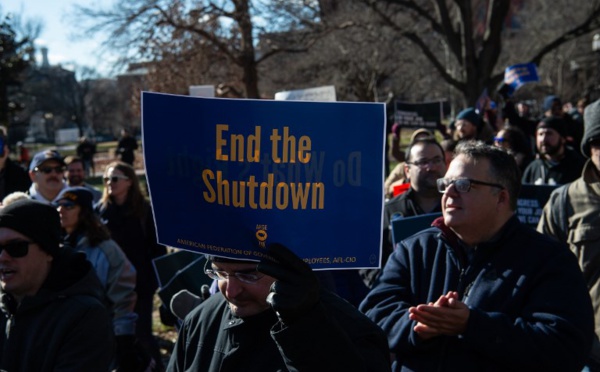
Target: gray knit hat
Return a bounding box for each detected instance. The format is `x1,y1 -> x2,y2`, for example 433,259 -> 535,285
582,99 -> 600,158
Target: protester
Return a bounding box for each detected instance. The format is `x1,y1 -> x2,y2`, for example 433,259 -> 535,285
27,149 -> 67,204
360,141 -> 594,371
537,98 -> 600,371
64,155 -> 102,203
521,116 -> 585,185
96,161 -> 167,370
493,125 -> 533,174
116,128 -> 139,166
453,107 -> 494,144
167,243 -> 391,371
384,128 -> 434,198
55,186 -> 145,371
16,141 -> 30,170
0,199 -> 114,371
76,136 -> 97,177
0,132 -> 30,201
542,95 -> 583,151
361,137 -> 446,289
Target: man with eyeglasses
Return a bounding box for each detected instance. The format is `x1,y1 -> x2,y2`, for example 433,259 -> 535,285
0,199 -> 114,371
27,150 -> 67,204
361,137 -> 446,289
167,243 -> 391,371
538,98 -> 600,371
360,141 -> 594,371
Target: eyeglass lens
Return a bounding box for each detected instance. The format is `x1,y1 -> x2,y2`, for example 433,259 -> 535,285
0,241 -> 31,258
37,166 -> 64,174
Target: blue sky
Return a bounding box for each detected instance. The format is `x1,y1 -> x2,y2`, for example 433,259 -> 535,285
4,0 -> 119,77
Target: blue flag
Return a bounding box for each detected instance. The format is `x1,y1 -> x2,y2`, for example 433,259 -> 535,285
504,63 -> 539,92
142,93 -> 386,269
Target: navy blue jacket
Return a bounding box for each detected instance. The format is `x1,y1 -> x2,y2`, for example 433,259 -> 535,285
360,216 -> 594,371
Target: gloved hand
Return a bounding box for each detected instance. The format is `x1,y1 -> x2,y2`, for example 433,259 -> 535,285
257,243 -> 320,325
115,335 -> 142,372
170,285 -> 211,321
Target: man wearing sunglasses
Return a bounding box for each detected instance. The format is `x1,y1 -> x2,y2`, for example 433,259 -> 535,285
0,199 -> 114,371
360,141 -> 594,371
167,243 -> 391,371
27,150 -> 67,204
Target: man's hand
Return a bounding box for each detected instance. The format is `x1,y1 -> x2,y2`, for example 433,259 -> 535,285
408,291 -> 470,340
257,243 -> 320,325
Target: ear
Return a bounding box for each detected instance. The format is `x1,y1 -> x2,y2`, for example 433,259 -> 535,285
28,170 -> 36,182
496,188 -> 510,209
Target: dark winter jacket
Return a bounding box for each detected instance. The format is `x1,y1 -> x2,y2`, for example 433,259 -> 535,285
0,157 -> 31,200
167,291 -> 391,372
0,249 -> 114,371
97,201 -> 166,296
521,147 -> 585,185
360,216 -> 594,372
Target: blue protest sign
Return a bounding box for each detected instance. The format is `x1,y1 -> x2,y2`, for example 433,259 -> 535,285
517,184 -> 558,228
391,213 -> 442,247
142,93 -> 386,269
504,63 -> 539,91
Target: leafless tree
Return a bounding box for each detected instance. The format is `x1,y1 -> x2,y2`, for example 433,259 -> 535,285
72,0 -> 324,98
364,0 -> 600,106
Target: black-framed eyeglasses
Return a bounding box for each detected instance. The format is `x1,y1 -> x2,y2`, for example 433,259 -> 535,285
407,156 -> 444,169
204,261 -> 264,284
437,178 -> 504,193
35,166 -> 65,174
103,175 -> 129,183
0,241 -> 34,258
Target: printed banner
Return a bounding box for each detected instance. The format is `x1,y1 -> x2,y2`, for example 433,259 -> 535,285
274,86 -> 337,102
142,92 -> 386,269
394,101 -> 442,129
504,63 -> 539,92
516,184 -> 557,228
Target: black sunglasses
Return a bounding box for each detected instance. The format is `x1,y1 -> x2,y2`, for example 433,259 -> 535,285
0,241 -> 33,258
103,175 -> 129,183
35,166 -> 65,174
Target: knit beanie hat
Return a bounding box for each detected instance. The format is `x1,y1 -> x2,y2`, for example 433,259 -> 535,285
0,199 -> 61,256
456,108 -> 482,130
543,95 -> 561,112
537,117 -> 567,138
582,98 -> 600,158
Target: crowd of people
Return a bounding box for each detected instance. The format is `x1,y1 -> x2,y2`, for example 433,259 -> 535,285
0,92 -> 598,372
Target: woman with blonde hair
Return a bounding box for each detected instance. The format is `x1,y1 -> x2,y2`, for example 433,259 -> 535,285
96,161 -> 167,370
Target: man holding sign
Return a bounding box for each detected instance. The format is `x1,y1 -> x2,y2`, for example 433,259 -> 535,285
167,243 -> 391,371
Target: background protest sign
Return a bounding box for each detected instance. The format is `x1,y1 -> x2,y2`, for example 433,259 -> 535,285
274,85 -> 337,102
394,101 -> 443,129
504,63 -> 539,94
391,213 -> 442,247
142,92 -> 386,269
516,184 -> 557,228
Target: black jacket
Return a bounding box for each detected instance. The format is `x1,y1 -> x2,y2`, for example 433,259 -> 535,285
0,158 -> 31,200
0,250 -> 114,371
521,147 -> 585,185
167,291 -> 391,372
